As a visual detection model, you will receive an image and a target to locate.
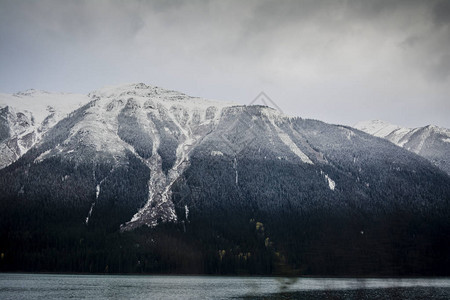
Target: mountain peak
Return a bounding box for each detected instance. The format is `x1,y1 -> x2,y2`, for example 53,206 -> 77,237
88,83 -> 189,100
1,84 -> 450,276
354,120 -> 403,137
13,89 -> 52,97
355,120 -> 450,174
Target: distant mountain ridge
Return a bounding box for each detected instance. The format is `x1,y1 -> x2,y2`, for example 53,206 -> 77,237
355,120 -> 450,175
0,89 -> 89,169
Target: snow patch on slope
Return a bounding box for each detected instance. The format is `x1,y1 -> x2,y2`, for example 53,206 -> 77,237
325,174 -> 336,191
277,130 -> 313,164
263,115 -> 313,164
320,170 -> 336,191
34,149 -> 52,164
185,205 -> 189,221
211,150 -> 223,156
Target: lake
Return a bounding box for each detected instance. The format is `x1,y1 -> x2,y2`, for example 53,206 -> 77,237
1,273 -> 449,299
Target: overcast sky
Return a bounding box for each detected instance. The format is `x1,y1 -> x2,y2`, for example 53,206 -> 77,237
1,0 -> 449,128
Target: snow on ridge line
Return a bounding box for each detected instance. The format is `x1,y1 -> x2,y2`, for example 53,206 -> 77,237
355,120 -> 450,138
354,120 -> 450,156
0,91 -> 89,125
90,83 -> 306,124
0,90 -> 89,169
354,120 -> 403,138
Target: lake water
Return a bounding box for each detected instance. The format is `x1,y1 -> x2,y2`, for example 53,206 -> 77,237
1,273 -> 449,299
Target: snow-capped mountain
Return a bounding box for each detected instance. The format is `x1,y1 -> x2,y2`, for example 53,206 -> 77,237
1,83 -> 449,275
1,84 -> 448,230
0,89 -> 89,169
355,120 -> 450,175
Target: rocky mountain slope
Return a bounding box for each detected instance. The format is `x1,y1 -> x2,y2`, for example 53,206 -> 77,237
0,84 -> 449,275
0,90 -> 89,169
355,120 -> 450,175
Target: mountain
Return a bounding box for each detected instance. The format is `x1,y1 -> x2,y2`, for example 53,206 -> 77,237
355,120 -> 450,175
0,89 -> 89,169
0,83 -> 449,276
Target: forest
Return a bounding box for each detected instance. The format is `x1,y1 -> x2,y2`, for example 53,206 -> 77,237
1,108 -> 449,276
1,151 -> 449,276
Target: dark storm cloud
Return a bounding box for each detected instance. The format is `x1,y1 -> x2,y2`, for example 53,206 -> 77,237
0,0 -> 449,128
433,0 -> 450,26
243,0 -> 450,81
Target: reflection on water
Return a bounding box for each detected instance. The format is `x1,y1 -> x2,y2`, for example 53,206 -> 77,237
244,287 -> 450,300
0,273 -> 449,300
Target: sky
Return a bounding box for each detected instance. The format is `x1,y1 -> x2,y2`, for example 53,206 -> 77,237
0,0 -> 449,128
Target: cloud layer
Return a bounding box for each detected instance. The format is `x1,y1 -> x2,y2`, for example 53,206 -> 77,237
1,0 -> 449,127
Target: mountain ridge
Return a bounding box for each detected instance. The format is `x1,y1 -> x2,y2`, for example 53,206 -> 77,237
0,83 -> 449,275
0,89 -> 89,169
355,119 -> 450,175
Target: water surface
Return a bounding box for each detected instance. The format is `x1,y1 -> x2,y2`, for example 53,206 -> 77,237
1,273 -> 449,299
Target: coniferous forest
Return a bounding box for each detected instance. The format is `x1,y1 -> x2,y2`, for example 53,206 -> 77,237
1,149 -> 449,276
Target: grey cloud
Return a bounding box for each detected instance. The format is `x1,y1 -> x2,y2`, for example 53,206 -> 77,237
428,53 -> 450,81
142,0 -> 186,12
0,0 -> 449,128
244,0 -> 450,82
0,0 -> 145,45
433,0 -> 450,26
